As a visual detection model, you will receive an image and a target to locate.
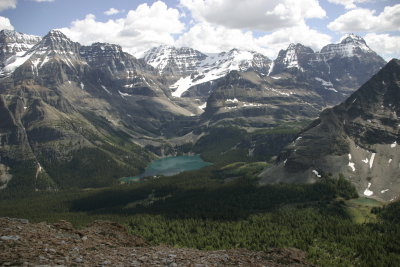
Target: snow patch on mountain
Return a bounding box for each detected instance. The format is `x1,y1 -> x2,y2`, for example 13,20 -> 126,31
364,182 -> 373,196
315,77 -> 338,92
348,154 -> 356,172
369,153 -> 376,169
199,102 -> 207,110
101,85 -> 112,95
312,170 -> 322,178
267,61 -> 275,76
2,52 -> 33,73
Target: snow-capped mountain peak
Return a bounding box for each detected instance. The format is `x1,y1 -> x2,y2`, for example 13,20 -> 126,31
143,45 -> 207,75
320,34 -> 372,59
199,49 -> 269,72
1,30 -> 83,76
0,30 -> 41,70
282,43 -> 301,69
340,33 -> 367,45
38,30 -> 80,54
271,43 -> 314,73
170,48 -> 271,97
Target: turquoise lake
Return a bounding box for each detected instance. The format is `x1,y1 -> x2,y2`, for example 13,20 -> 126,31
121,155 -> 212,182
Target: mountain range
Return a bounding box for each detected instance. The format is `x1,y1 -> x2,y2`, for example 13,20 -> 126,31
0,29 -> 392,194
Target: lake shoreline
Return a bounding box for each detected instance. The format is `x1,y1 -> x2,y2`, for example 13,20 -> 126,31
121,155 -> 212,183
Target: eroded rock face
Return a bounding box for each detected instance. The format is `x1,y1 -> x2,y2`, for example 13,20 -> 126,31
0,217 -> 314,267
260,59 -> 400,202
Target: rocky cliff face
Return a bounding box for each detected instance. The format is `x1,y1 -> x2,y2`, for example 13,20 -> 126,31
270,43 -> 315,74
202,70 -> 322,128
80,42 -> 166,97
260,59 -> 400,202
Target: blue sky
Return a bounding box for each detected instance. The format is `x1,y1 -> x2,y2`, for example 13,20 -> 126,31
0,0 -> 399,60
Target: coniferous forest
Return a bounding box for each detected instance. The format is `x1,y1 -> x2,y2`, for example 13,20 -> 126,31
1,165 -> 399,267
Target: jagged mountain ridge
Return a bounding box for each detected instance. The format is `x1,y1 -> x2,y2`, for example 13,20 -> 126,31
143,34 -> 385,103
1,30 -> 385,106
260,59 -> 400,202
270,34 -> 386,96
8,30 -> 88,86
197,34 -> 386,129
143,46 -> 272,98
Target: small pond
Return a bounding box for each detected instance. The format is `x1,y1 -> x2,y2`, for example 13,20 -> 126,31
121,155 -> 212,183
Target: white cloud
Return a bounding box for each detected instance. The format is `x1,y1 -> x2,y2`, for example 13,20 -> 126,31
256,22 -> 332,57
59,14 -> 123,46
176,21 -> 331,59
0,16 -> 14,31
179,0 -> 326,31
328,4 -> 400,32
104,8 -> 122,16
31,0 -> 55,2
59,1 -> 184,57
176,0 -> 330,59
121,1 -> 184,37
0,0 -> 16,12
364,33 -> 400,61
327,0 -> 368,9
176,22 -> 259,54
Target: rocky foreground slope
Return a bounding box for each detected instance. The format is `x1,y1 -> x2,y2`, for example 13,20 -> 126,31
0,217 -> 313,267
